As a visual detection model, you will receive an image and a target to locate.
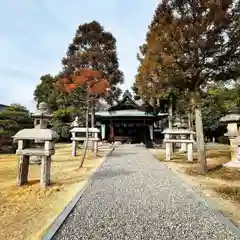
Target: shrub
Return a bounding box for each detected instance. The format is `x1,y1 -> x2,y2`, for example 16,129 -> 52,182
217,136 -> 230,145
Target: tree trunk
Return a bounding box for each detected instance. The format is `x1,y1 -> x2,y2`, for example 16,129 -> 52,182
168,96 -> 173,152
193,91 -> 207,174
168,97 -> 173,129
91,95 -> 95,152
188,112 -> 192,130
91,95 -> 95,127
79,100 -> 90,168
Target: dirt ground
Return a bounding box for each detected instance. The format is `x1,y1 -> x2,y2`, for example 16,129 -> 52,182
0,143 -> 110,240
153,145 -> 240,227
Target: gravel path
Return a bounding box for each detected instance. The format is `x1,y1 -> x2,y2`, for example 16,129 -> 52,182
53,144 -> 240,240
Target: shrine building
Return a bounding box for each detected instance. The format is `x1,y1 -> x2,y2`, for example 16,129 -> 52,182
95,90 -> 168,144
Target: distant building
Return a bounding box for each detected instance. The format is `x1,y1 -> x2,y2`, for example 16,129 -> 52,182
0,104 -> 8,112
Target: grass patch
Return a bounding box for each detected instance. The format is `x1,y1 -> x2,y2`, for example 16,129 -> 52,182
0,143 -> 110,240
215,185 -> 240,203
184,147 -> 238,179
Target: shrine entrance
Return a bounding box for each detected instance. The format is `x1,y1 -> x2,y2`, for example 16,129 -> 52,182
105,123 -> 150,143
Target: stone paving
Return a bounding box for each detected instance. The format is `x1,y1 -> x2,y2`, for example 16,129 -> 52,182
53,144 -> 240,240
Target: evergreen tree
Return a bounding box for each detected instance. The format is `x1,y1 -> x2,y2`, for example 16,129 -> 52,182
62,21 -> 124,103
34,74 -> 59,111
61,21 -> 124,128
0,104 -> 33,152
135,0 -> 240,173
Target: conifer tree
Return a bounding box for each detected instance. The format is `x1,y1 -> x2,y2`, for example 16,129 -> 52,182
136,0 -> 240,173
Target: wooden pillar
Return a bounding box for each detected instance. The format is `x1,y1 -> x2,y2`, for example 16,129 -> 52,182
149,124 -> 154,141
143,120 -> 146,144
17,155 -> 30,186
41,156 -> 51,188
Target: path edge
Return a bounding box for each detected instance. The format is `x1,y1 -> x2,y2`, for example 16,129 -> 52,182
149,148 -> 240,237
41,146 -> 115,240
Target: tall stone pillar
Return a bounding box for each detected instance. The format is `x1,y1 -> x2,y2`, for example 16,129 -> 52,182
101,124 -> 106,140
149,125 -> 153,141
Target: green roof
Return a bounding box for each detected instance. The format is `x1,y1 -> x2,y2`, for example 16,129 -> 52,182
95,109 -> 168,118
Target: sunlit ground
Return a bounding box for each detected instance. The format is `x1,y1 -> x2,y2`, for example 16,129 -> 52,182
155,145 -> 240,226
0,143 -> 108,240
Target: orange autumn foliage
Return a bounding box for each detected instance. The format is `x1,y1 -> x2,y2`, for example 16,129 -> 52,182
72,75 -> 87,85
76,68 -> 103,79
89,79 -> 109,94
58,68 -> 110,94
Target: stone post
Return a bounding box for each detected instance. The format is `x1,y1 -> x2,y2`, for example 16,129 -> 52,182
229,137 -> 238,162
17,155 -> 30,186
72,132 -> 77,156
71,117 -> 79,156
187,143 -> 193,162
94,131 -> 98,156
40,156 -> 51,188
101,124 -> 105,140
180,134 -> 187,152
165,134 -> 171,161
190,133 -> 194,141
149,124 -> 154,141
17,140 -> 30,186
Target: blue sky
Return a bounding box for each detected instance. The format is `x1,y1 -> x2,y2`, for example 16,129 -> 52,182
0,0 -> 158,111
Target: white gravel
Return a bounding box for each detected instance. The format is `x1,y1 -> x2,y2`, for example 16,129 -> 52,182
53,144 -> 240,240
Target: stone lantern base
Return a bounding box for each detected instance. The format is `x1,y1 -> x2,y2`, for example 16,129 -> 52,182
223,161 -> 240,168
223,136 -> 240,169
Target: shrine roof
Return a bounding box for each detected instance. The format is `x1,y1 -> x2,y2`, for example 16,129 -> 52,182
96,90 -> 168,119
108,90 -> 141,111
95,109 -> 167,118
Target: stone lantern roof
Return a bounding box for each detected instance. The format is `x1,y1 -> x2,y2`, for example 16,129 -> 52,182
32,102 -> 52,119
220,106 -> 240,123
13,129 -> 58,141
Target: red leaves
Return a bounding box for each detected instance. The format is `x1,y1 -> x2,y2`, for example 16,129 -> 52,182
89,79 -> 109,94
58,68 -> 109,94
72,75 -> 87,85
65,83 -> 76,93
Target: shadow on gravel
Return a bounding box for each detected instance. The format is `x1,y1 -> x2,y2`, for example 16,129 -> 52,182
93,169 -> 134,180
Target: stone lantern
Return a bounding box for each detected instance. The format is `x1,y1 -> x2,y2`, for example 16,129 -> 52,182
220,106 -> 240,168
173,116 -> 189,152
32,102 -> 52,129
163,128 -> 195,161
30,102 -> 52,164
220,107 -> 240,137
13,128 -> 58,188
71,116 -> 80,128
70,118 -> 100,156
